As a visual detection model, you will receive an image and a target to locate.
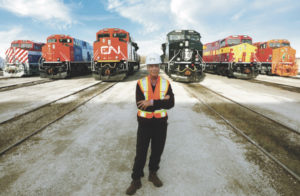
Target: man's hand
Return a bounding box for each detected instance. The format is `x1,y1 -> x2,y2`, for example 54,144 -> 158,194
137,100 -> 153,110
164,95 -> 170,100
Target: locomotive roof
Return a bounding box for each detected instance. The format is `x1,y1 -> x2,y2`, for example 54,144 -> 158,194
47,34 -> 73,39
205,35 -> 252,46
253,39 -> 290,46
167,30 -> 201,37
96,28 -> 129,35
11,40 -> 44,45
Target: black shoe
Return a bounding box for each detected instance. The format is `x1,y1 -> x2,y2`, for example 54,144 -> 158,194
148,171 -> 163,187
126,179 -> 142,195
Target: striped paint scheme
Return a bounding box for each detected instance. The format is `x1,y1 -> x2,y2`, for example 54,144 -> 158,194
5,47 -> 28,64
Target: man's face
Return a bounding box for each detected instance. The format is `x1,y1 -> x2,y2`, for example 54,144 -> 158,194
147,64 -> 160,77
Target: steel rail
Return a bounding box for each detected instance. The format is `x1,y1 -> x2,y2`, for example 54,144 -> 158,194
186,83 -> 300,182
0,81 -> 117,156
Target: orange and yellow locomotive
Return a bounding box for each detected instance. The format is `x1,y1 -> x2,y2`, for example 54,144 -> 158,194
253,39 -> 297,76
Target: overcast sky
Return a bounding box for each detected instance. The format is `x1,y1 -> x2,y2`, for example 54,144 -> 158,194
0,0 -> 299,58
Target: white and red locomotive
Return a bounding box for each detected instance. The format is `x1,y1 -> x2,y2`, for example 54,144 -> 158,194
4,40 -> 44,77
92,28 -> 140,81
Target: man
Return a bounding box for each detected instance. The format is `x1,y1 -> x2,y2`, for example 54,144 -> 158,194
126,53 -> 175,195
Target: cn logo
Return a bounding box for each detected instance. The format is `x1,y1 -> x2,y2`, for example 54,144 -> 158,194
101,46 -> 120,54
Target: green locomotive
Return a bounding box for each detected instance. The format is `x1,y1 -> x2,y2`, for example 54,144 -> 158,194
161,30 -> 205,82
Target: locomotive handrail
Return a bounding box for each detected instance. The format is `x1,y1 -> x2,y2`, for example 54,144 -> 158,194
168,49 -> 182,63
196,50 -> 206,71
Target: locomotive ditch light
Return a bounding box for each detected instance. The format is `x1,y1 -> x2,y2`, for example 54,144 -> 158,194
180,43 -> 183,47
185,41 -> 189,47
57,58 -> 60,61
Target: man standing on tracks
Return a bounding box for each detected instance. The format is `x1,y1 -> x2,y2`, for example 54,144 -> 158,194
126,53 -> 175,195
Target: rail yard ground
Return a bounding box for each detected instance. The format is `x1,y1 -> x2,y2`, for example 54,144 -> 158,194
0,68 -> 299,195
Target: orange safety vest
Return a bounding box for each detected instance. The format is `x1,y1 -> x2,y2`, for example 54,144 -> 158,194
137,76 -> 170,119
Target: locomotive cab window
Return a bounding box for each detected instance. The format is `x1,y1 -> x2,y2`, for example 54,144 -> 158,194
281,42 -> 290,47
261,44 -> 267,49
113,33 -> 127,39
48,39 -> 57,43
11,43 -> 20,47
169,34 -> 184,41
98,33 -> 110,41
186,35 -> 200,41
242,39 -> 252,44
269,42 -> 281,48
227,39 -> 240,46
59,38 -> 72,43
220,39 -> 226,47
21,43 -> 33,49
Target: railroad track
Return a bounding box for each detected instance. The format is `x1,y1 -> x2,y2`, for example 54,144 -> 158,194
0,79 -> 54,92
250,79 -> 300,93
287,76 -> 300,80
0,81 -> 117,155
185,83 -> 300,182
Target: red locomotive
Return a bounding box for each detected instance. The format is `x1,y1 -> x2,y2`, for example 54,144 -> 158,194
92,28 -> 140,81
39,34 -> 93,79
253,39 -> 297,76
203,35 -> 260,79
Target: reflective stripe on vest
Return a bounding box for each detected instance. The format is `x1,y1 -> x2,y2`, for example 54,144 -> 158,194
137,76 -> 169,119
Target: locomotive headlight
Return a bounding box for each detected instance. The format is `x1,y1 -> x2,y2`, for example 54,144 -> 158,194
185,41 -> 189,47
97,56 -> 100,60
115,56 -> 118,59
57,58 -> 60,61
184,48 -> 193,61
179,43 -> 183,47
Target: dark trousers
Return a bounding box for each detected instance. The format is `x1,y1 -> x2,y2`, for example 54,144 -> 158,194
131,119 -> 168,180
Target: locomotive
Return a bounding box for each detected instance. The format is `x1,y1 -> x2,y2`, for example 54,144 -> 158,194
39,34 -> 93,79
161,30 -> 205,82
253,39 -> 297,76
92,28 -> 140,81
4,40 -> 44,77
203,35 -> 260,79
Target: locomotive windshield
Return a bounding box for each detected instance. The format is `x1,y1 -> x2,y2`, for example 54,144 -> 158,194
59,38 -> 72,43
227,39 -> 241,46
269,42 -> 281,48
48,39 -> 57,43
242,39 -> 252,44
281,42 -> 290,47
186,34 -> 200,41
169,34 -> 184,41
97,33 -> 110,41
11,43 -> 20,47
113,33 -> 127,39
21,43 -> 32,49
